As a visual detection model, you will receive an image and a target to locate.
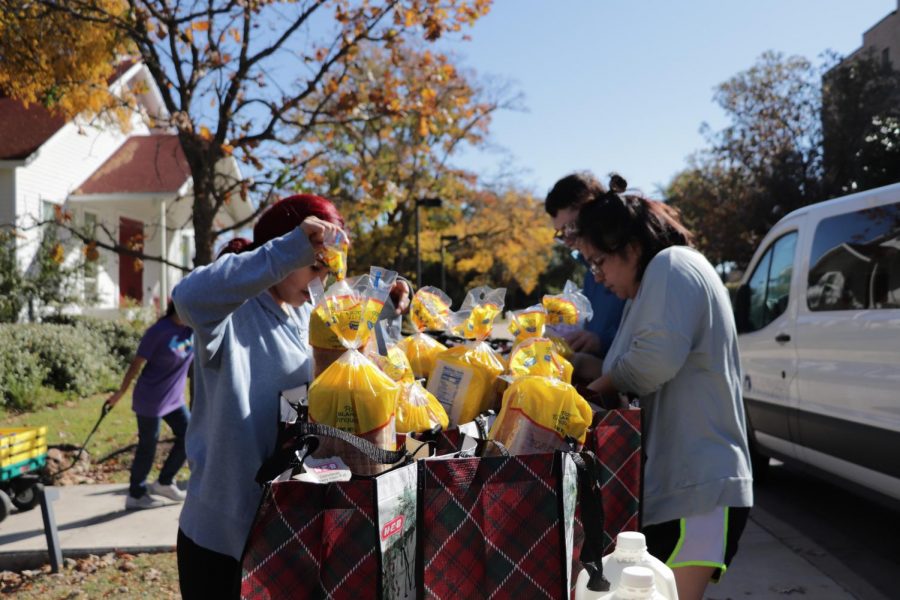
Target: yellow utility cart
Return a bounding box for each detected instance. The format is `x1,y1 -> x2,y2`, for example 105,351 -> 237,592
0,426 -> 47,522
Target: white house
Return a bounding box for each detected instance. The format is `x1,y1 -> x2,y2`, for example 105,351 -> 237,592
0,60 -> 252,318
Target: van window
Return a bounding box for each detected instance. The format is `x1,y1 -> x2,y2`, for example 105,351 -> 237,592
807,201 -> 900,311
745,232 -> 798,332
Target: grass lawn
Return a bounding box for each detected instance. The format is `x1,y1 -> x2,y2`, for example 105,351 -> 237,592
1,551 -> 180,598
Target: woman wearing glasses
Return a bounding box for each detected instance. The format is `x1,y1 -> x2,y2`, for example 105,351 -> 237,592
576,175 -> 753,600
544,172 -> 626,364
171,195 -> 348,598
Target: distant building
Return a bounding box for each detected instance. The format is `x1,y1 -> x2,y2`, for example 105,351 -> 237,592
821,1 -> 900,196
0,61 -> 252,319
844,0 -> 900,69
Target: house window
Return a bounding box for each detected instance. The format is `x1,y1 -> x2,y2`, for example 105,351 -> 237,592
41,200 -> 56,241
180,233 -> 193,269
882,47 -> 891,70
83,211 -> 99,301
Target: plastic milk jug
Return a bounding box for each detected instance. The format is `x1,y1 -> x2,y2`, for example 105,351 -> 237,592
574,532 -> 678,600
597,566 -> 667,600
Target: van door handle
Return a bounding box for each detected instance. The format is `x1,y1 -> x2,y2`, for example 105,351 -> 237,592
775,333 -> 791,343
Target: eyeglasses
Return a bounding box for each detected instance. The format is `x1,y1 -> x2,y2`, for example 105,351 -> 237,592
585,253 -> 607,276
553,222 -> 577,245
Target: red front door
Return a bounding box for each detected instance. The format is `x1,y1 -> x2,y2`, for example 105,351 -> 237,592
119,217 -> 144,305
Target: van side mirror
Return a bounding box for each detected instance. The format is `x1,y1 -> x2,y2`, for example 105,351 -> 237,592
734,283 -> 751,333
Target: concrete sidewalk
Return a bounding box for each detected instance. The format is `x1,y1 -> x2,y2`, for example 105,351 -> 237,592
0,483 -> 886,598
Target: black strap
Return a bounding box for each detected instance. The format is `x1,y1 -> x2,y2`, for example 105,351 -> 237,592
572,451 -> 609,592
256,422 -> 409,485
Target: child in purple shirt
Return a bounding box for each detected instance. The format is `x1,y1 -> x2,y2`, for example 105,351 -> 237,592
106,303 -> 193,510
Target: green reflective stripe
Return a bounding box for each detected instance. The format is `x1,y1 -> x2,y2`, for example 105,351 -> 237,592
669,560 -> 726,570
722,506 -> 730,559
666,518 -> 687,566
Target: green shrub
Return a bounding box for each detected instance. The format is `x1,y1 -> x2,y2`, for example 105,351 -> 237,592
0,333 -> 48,411
44,314 -> 143,370
3,323 -> 120,397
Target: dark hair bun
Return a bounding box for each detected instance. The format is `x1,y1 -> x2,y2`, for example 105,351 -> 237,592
609,173 -> 627,193
218,237 -> 253,258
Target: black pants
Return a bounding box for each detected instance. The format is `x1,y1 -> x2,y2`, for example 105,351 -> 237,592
177,528 -> 241,599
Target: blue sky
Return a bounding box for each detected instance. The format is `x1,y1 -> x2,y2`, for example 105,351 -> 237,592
445,0 -> 897,198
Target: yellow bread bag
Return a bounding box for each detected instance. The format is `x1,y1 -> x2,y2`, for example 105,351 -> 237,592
396,333 -> 446,380
375,341 -> 449,433
489,375 -> 592,454
308,268 -> 400,450
507,305 -> 547,346
507,337 -> 573,384
396,381 -> 449,433
375,345 -> 416,384
319,229 -> 350,281
546,332 -> 575,360
409,286 -> 453,332
427,286 -> 506,425
309,349 -> 400,449
542,280 -> 595,343
309,269 -> 396,376
396,286 -> 453,379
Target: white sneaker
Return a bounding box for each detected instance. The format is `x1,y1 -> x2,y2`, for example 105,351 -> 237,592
148,480 -> 187,502
125,493 -> 165,510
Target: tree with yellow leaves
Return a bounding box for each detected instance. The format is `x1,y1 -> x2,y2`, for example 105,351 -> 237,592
0,0 -> 493,266
296,41 -> 517,284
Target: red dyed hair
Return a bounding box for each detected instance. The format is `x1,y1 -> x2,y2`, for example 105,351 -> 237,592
252,194 -> 344,248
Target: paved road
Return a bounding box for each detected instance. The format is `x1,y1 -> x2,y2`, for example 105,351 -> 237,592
751,459 -> 899,600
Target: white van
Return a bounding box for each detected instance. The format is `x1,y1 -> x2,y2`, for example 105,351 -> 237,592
733,181 -> 900,503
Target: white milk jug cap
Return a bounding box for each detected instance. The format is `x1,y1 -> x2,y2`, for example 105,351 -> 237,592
621,566 -> 655,590
616,531 -> 648,553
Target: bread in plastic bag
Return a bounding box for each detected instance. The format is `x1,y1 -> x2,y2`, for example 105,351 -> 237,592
542,280 -> 594,341
307,267 -> 400,450
396,286 -> 452,379
375,344 -> 416,384
427,286 -> 506,426
489,375 -> 592,454
308,268 -> 396,376
395,381 -> 449,434
396,333 -> 446,380
319,229 -> 349,281
507,305 -> 547,346
507,307 -> 574,383
409,286 -> 453,332
507,337 -> 573,384
308,349 -> 400,449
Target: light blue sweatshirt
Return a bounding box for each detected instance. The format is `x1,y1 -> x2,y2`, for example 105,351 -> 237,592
172,227 -> 315,559
602,246 -> 753,526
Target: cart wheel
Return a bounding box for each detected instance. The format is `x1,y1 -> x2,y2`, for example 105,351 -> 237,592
11,483 -> 42,512
0,489 -> 12,523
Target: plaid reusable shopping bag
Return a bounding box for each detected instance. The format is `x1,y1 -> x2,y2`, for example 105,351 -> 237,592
576,408 -> 642,557
417,450 -> 605,599
241,424 -> 418,600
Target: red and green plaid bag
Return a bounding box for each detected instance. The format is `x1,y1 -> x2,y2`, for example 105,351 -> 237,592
241,424 -> 418,599
417,451 -> 605,598
574,407 -> 642,567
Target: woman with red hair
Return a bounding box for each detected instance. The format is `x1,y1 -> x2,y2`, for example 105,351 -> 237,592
171,194 -> 349,598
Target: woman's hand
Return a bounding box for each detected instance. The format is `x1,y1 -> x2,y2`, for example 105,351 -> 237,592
105,390 -> 124,409
389,279 -> 412,315
299,216 -> 347,252
565,329 -> 602,354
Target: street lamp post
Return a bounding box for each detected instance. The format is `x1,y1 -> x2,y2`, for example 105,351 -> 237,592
415,197 -> 442,286
440,234 -> 459,291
